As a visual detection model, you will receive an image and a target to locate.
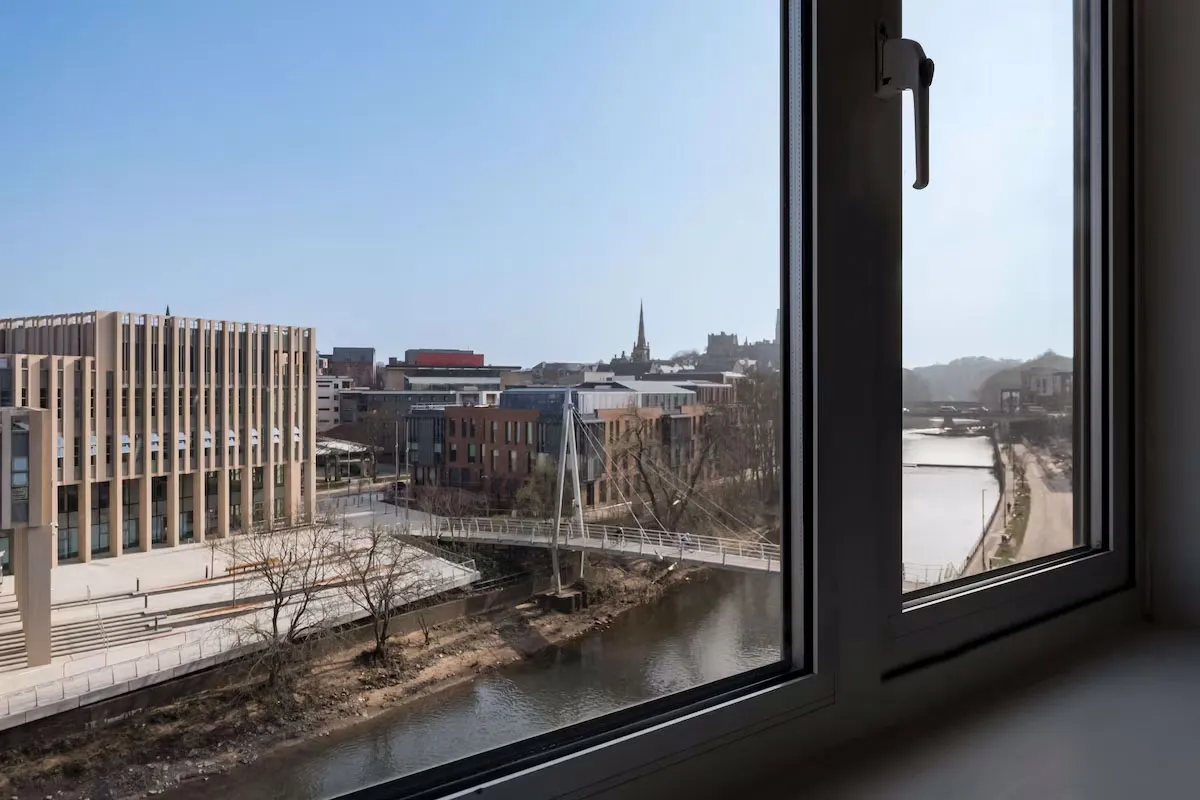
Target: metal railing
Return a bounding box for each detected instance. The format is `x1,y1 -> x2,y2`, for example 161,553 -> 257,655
421,517 -> 784,573
903,562 -> 961,588
87,586 -> 111,650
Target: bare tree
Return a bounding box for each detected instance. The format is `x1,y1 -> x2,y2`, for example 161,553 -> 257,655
698,370 -> 784,541
332,521 -> 438,661
417,485 -> 486,519
217,514 -> 338,689
609,403 -> 729,532
514,459 -> 564,519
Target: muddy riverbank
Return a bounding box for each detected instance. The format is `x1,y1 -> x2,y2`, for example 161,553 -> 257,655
0,558 -> 694,800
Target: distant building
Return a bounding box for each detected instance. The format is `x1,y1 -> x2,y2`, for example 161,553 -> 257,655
605,303 -> 653,372
380,354 -> 519,392
408,405 -> 545,503
521,362 -> 613,386
315,376 -> 354,432
330,388 -> 501,465
326,347 -> 377,389
403,349 -> 485,368
1021,366 -> 1073,411
695,310 -> 782,373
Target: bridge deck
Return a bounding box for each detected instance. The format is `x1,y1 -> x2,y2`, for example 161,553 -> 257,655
417,518 -> 783,574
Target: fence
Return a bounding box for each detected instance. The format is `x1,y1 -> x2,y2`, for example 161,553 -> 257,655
903,562 -> 961,588
426,517 -> 784,573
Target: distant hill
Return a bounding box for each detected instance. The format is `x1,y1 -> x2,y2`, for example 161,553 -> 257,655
909,356 -> 1022,402
902,369 -> 933,405
976,351 -> 1073,409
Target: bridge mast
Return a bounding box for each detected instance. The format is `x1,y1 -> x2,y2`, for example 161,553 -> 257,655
566,406 -> 587,581
549,389 -> 588,595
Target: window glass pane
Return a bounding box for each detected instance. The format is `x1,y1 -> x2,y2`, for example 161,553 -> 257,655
902,0 -> 1081,591
1,0 -> 791,796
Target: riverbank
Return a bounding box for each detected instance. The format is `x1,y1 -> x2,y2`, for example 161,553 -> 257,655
0,558 -> 699,800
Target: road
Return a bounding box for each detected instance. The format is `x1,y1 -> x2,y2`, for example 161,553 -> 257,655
1016,444 -> 1075,560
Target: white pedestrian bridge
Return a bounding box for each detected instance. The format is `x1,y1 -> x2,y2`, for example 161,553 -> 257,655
413,517 -> 784,574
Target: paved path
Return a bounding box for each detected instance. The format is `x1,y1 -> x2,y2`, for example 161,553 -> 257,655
1016,444 -> 1075,560
0,511 -> 478,730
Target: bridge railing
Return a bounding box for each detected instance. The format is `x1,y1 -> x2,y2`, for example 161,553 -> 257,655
426,517 -> 784,573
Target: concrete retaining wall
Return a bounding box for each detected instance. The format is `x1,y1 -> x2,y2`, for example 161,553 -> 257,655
0,570 -> 570,748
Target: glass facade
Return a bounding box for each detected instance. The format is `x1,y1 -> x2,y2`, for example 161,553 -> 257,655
204,471 -> 218,535
10,424 -> 29,524
123,479 -> 139,550
180,474 -> 194,542
91,482 -> 110,554
151,476 -> 167,545
230,468 -> 242,530
57,484 -> 79,560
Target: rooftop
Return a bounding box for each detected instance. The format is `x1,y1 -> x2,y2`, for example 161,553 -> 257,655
315,437 -> 373,456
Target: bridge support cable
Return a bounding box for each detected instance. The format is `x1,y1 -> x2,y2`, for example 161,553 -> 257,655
573,407 -> 767,545
570,407 -> 667,536
572,407 -> 744,543
627,446 -> 769,542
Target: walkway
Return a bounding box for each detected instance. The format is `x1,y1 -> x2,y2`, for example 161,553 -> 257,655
1016,444 -> 1074,560
418,517 -> 784,574
0,522 -> 478,731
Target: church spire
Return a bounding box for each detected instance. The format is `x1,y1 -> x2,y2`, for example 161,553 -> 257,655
632,301 -> 650,363
165,304 -> 171,317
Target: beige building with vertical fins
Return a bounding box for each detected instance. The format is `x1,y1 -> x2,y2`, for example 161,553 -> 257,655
0,310 -> 317,664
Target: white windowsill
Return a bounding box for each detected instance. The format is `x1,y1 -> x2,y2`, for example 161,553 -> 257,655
782,623 -> 1190,798
464,589 -> 1142,800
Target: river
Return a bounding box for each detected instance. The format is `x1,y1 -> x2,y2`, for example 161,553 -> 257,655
166,433 -> 994,800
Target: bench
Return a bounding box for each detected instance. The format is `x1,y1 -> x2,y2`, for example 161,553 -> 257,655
224,557 -> 280,576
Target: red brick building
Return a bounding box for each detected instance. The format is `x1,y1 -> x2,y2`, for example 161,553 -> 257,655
442,406 -> 542,502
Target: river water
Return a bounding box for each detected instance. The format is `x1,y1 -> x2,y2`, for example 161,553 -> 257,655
167,434 -> 994,800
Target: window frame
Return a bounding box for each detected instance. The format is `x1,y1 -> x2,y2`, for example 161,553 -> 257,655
881,0 -> 1134,669
325,1 -> 1136,798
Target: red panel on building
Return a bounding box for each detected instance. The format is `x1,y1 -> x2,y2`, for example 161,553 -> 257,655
411,351 -> 485,367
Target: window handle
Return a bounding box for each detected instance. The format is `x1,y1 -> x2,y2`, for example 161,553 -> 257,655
876,25 -> 935,189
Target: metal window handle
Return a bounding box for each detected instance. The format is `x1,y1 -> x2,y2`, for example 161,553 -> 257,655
876,27 -> 935,189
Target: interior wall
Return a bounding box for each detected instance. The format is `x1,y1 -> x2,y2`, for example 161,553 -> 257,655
1141,0 -> 1200,623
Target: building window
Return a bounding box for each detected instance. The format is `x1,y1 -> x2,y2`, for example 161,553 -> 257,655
10,430 -> 29,523
467,443 -> 476,464
91,482 -> 110,554
180,475 -> 194,543
526,421 -> 534,445
123,480 -> 140,550
57,485 -> 79,560
505,421 -> 512,444
449,443 -> 458,463
509,450 -> 517,473
151,477 -> 167,544
491,449 -> 498,472
448,418 -> 456,437
490,421 -> 497,443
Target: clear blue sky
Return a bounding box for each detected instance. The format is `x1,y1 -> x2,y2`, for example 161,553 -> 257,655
0,1 -> 1070,369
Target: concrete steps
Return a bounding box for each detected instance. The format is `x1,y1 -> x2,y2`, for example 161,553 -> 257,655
0,610 -> 171,672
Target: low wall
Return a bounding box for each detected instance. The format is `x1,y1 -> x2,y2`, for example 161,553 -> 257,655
0,570 -> 572,749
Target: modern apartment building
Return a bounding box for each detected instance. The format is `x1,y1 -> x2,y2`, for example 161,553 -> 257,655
0,310 -> 318,569
316,375 -> 354,432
